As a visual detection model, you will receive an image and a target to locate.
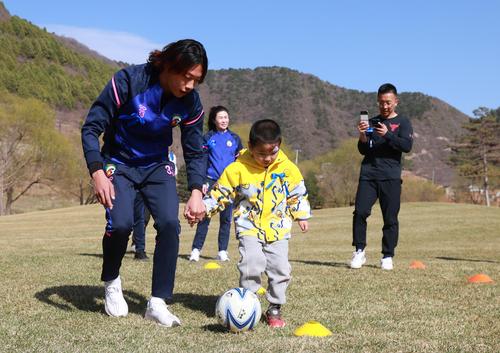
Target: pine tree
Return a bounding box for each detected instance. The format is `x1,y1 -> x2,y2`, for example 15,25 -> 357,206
450,107 -> 500,206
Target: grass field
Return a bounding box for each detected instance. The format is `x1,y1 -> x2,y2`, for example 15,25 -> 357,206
0,202 -> 498,353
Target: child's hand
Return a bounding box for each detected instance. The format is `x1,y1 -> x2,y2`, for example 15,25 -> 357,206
298,220 -> 309,233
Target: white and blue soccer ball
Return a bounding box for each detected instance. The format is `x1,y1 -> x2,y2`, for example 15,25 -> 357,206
215,288 -> 262,333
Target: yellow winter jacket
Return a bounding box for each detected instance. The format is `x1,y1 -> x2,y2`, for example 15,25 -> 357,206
203,149 -> 311,242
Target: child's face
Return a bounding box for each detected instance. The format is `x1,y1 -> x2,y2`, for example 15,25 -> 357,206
249,142 -> 280,168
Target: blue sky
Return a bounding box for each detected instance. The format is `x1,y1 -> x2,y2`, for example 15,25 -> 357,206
5,0 -> 500,116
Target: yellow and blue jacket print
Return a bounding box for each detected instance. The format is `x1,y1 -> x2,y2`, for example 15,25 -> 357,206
203,149 -> 311,242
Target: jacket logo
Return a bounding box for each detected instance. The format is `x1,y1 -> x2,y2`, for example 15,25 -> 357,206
390,123 -> 400,132
171,114 -> 182,127
105,164 -> 116,178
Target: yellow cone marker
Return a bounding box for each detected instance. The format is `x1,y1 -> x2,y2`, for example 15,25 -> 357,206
256,287 -> 266,295
204,262 -> 221,270
294,321 -> 332,337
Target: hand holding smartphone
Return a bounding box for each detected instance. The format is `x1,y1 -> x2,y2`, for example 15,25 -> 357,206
360,110 -> 369,124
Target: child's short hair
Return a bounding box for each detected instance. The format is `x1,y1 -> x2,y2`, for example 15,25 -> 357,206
249,119 -> 282,146
378,83 -> 398,96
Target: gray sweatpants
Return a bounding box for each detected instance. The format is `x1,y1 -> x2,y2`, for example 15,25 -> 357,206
238,236 -> 291,305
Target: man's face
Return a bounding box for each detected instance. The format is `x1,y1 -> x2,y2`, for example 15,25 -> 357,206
249,142 -> 280,168
377,92 -> 398,118
160,64 -> 203,98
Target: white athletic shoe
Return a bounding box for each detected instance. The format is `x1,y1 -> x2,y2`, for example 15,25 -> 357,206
189,248 -> 200,262
104,276 -> 128,317
145,297 -> 181,327
381,257 -> 394,270
217,250 -> 230,262
350,249 -> 366,269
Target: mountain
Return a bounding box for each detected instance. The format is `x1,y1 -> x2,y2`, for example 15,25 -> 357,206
198,68 -> 469,185
0,3 -> 120,132
0,3 -> 469,185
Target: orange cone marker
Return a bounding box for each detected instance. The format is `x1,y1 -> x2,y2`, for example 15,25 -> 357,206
468,273 -> 493,283
409,260 -> 426,269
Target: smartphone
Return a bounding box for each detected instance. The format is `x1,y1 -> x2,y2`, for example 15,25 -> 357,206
360,110 -> 369,123
371,117 -> 381,127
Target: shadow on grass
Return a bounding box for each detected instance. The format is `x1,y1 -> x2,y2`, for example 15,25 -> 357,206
202,323 -> 228,333
79,253 -> 103,259
290,259 -> 378,269
35,285 -> 147,315
436,256 -> 499,264
173,293 -> 219,317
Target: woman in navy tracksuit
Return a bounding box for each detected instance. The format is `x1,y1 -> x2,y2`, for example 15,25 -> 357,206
81,39 -> 207,327
189,106 -> 243,262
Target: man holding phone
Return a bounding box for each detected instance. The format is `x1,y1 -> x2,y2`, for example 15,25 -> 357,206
350,83 -> 413,270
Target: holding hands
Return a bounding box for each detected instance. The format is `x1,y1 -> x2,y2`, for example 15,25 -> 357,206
184,189 -> 206,227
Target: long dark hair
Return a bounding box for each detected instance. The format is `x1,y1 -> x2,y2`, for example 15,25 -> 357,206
208,105 -> 229,132
148,39 -> 208,83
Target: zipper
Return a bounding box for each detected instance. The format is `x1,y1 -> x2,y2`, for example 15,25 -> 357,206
261,167 -> 269,243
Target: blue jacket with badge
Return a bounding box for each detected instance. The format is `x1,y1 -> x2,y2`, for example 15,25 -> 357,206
81,63 -> 206,190
204,129 -> 243,181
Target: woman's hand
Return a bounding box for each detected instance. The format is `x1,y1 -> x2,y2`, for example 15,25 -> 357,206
92,169 -> 115,209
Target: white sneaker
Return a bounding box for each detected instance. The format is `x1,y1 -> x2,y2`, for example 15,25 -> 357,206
350,249 -> 366,269
104,276 -> 128,317
381,257 -> 394,270
189,248 -> 200,262
145,297 -> 181,327
217,250 -> 229,262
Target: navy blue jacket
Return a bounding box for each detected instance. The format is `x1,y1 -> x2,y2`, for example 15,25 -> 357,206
81,64 -> 206,190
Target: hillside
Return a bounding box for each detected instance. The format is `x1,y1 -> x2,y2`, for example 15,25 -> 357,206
0,3 -> 470,185
0,3 -> 119,132
198,68 -> 469,185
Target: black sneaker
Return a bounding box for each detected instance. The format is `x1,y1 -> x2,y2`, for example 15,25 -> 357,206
134,251 -> 149,261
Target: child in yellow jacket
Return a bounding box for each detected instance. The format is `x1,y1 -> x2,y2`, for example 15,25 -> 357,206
201,119 -> 311,328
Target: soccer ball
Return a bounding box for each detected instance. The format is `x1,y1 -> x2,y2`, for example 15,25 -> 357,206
215,288 -> 262,333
